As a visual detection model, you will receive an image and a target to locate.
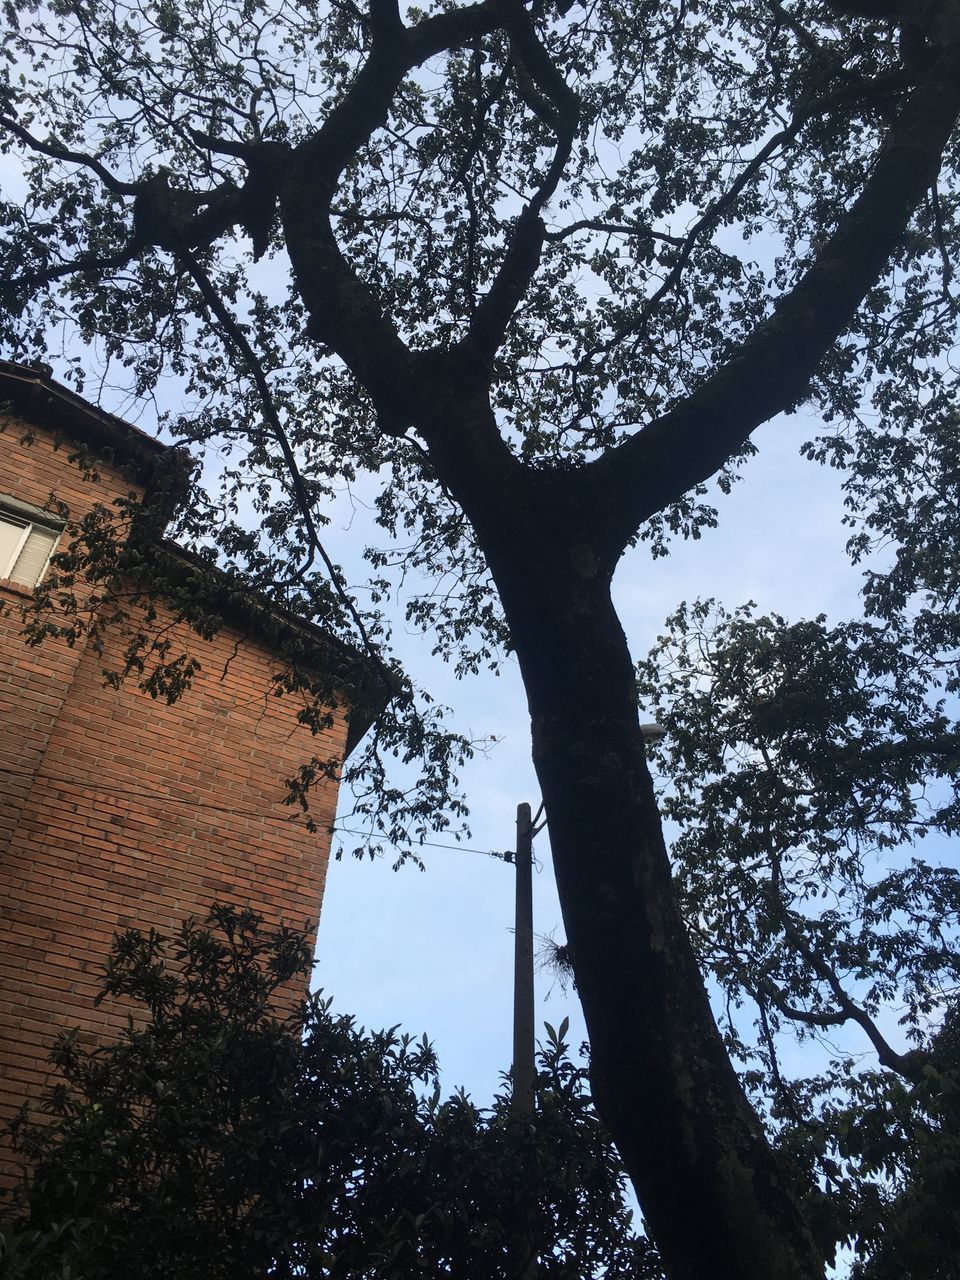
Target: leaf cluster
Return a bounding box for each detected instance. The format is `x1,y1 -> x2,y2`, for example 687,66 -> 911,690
0,906 -> 659,1279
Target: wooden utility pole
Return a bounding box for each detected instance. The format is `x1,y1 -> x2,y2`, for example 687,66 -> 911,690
512,800 -> 535,1116
510,801 -> 540,1280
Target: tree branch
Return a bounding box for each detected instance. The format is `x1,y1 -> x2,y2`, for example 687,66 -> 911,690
835,730 -> 960,769
544,218 -> 685,246
0,111 -> 139,196
5,245 -> 138,295
369,0 -> 404,45
187,128 -> 253,160
754,989 -> 817,1131
588,70 -> 910,365
300,0 -> 511,190
275,1 -> 517,434
177,248 -> 387,671
284,0 -> 576,384
588,46 -> 960,554
464,6 -> 579,361
761,850 -> 928,1082
781,911 -> 926,1080
754,975 -> 848,1028
929,180 -> 956,292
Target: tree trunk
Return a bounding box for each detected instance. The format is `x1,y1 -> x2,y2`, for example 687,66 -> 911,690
488,545 -> 823,1280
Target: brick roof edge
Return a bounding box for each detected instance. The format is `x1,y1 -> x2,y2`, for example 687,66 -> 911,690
0,360 -> 192,518
151,538 -> 398,759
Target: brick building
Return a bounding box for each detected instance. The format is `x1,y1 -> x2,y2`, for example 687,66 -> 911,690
0,359 -> 381,1172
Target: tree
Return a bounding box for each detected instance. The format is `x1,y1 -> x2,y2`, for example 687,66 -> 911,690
851,1006 -> 960,1279
635,601 -> 960,1270
0,906 -> 657,1279
1,1 -> 960,1276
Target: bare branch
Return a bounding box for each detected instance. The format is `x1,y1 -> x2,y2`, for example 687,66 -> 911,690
0,112 -> 139,196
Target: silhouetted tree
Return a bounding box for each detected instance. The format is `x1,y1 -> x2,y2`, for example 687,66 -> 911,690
3,2 -> 960,1274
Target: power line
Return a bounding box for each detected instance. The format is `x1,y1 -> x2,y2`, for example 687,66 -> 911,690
336,825 -> 513,862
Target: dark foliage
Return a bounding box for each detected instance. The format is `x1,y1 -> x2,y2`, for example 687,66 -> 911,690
0,907 -> 657,1280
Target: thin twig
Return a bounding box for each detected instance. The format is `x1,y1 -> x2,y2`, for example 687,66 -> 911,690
177,248 -> 386,670
0,112 -> 139,195
929,181 -> 955,296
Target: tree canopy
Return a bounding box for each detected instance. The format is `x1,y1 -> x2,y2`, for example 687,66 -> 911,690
2,0 -> 960,1276
0,907 -> 656,1279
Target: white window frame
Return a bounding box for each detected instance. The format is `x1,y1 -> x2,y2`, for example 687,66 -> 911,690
0,496 -> 64,587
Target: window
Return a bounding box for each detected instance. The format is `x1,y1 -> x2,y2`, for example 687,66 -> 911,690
0,500 -> 63,587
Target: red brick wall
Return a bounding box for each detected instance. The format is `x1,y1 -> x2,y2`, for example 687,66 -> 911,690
0,414 -> 143,864
0,415 -> 348,1182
